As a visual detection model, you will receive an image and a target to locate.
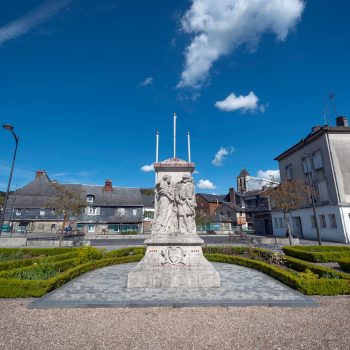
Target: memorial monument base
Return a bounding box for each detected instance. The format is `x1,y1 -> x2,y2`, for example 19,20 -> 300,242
127,233 -> 220,288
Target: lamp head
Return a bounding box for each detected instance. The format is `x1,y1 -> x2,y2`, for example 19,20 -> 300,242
3,124 -> 14,131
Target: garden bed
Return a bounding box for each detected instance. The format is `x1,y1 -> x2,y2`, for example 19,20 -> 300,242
0,246 -> 349,298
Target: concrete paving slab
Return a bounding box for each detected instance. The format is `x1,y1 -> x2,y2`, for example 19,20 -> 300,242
29,262 -> 317,309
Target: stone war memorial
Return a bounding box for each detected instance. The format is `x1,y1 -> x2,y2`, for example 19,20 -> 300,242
128,114 -> 220,288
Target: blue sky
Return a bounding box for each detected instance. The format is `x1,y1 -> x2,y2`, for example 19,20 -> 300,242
0,0 -> 349,193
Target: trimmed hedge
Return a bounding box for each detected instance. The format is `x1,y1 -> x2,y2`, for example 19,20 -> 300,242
0,258 -> 78,279
106,247 -> 146,258
205,253 -> 350,295
0,251 -> 79,271
0,247 -> 76,261
0,254 -> 143,298
282,246 -> 350,263
284,256 -> 350,280
338,258 -> 350,273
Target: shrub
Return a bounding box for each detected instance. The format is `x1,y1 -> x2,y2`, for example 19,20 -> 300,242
282,246 -> 350,262
76,247 -> 105,264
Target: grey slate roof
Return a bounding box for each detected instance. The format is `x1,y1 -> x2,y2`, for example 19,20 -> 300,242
196,193 -> 226,203
7,174 -> 144,209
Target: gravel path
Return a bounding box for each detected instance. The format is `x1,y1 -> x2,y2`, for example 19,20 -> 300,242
0,297 -> 349,350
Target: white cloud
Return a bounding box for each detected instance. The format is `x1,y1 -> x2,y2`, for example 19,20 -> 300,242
178,0 -> 305,88
141,164 -> 154,172
197,179 -> 216,189
257,169 -> 280,181
0,0 -> 72,46
139,77 -> 154,87
215,91 -> 264,113
212,146 -> 234,166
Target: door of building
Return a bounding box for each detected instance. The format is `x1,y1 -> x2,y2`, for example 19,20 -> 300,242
292,216 -> 303,238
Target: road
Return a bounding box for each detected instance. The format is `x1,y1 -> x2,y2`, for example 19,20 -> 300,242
90,235 -> 235,247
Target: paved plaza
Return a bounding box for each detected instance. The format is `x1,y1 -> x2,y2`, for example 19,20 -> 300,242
30,262 -> 315,308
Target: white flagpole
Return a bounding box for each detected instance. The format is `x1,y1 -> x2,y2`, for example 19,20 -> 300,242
187,131 -> 191,162
156,131 -> 159,163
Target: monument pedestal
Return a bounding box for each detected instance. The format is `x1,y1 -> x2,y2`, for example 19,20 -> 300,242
127,233 -> 220,288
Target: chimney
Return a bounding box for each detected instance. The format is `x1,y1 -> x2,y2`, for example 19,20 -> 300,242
336,116 -> 348,127
35,170 -> 46,178
104,179 -> 112,192
229,187 -> 235,203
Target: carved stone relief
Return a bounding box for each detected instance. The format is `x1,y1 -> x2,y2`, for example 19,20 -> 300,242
161,247 -> 186,265
152,174 -> 197,234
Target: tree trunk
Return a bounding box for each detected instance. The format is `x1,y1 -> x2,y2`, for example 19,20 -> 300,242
60,213 -> 68,248
284,211 -> 293,246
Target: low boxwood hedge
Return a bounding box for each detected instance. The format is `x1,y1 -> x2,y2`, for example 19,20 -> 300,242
0,247 -> 76,261
338,258 -> 350,273
0,254 -> 143,298
282,246 -> 350,262
205,253 -> 350,295
0,251 -> 79,271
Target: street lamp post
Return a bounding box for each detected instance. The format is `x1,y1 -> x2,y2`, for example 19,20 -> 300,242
0,125 -> 19,235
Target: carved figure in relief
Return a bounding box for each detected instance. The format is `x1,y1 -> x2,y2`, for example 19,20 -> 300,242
152,175 -> 175,233
175,174 -> 197,233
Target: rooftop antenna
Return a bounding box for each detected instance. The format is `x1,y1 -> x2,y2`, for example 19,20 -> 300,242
323,98 -> 329,125
329,92 -> 338,118
173,112 -> 177,159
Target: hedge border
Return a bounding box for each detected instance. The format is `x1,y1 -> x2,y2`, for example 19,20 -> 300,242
0,247 -> 77,260
0,254 -> 143,298
282,246 -> 350,263
205,253 -> 350,295
0,251 -> 80,272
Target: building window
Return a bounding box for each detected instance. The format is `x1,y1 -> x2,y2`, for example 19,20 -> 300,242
15,209 -> 21,216
329,214 -> 337,228
312,150 -> 323,170
274,218 -> 278,228
285,165 -> 294,179
40,209 -> 45,216
117,208 -> 125,216
86,195 -> 94,204
278,218 -> 283,228
144,210 -> 154,219
88,225 -> 96,233
133,209 -> 137,216
302,157 -> 312,174
319,215 -> 326,228
310,215 -> 316,228
86,207 -> 100,216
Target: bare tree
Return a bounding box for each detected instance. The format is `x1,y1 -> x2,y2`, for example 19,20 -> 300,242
264,179 -> 309,245
49,183 -> 86,234
195,209 -> 210,232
